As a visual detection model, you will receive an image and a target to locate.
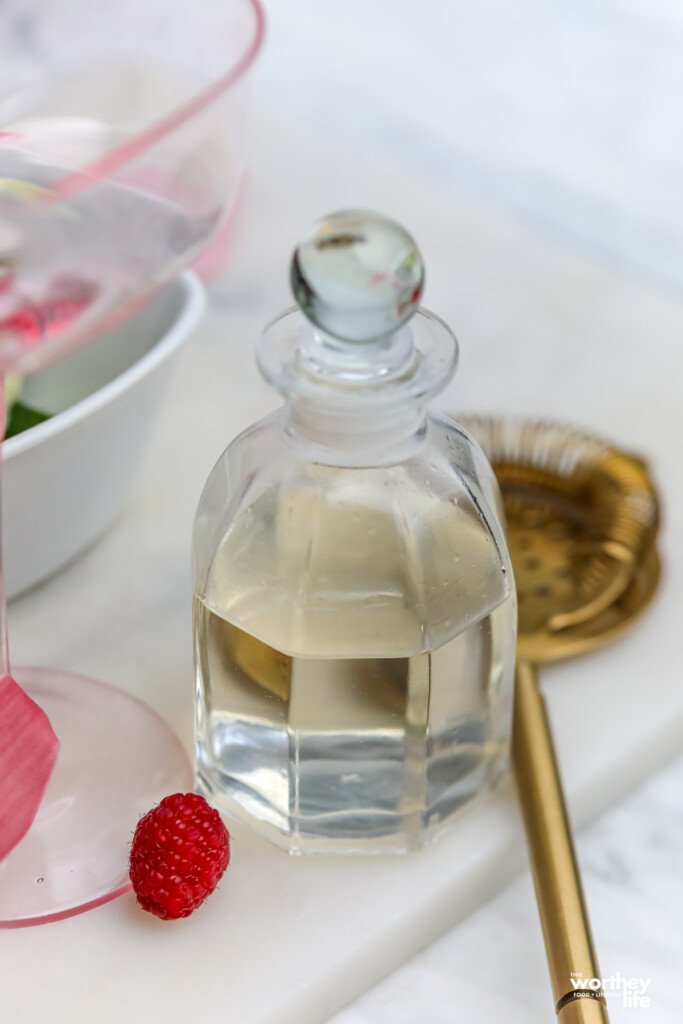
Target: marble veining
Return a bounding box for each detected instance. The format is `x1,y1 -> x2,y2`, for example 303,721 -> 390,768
0,2 -> 681,1020
332,755 -> 683,1023
262,0 -> 683,295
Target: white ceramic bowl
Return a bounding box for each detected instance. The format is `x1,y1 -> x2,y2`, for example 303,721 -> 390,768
3,273 -> 205,598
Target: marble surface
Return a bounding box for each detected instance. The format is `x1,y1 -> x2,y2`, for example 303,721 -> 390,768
261,0 -> 683,295
257,8 -> 683,1017
2,100 -> 682,1022
3,2 -> 683,1020
332,757 -> 683,1024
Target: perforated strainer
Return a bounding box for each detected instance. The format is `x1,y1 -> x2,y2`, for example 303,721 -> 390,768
461,415 -> 661,1024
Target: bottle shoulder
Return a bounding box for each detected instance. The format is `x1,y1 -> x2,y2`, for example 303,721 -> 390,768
193,411 -> 513,658
199,410 -> 504,513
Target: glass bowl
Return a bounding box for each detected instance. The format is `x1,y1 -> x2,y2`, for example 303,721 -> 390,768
0,0 -> 264,373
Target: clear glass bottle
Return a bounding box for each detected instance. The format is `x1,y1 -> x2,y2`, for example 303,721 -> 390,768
193,211 -> 516,854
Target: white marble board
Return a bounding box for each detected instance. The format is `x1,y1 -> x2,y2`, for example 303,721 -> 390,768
2,108 -> 682,1023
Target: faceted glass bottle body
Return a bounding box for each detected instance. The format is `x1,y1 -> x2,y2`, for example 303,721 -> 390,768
193,410 -> 516,853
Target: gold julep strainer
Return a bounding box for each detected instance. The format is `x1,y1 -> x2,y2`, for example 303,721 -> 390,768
461,415 -> 661,1024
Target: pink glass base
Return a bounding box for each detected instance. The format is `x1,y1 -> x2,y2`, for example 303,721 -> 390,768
0,666 -> 192,927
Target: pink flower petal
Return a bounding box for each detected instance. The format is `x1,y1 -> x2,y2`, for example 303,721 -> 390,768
0,674 -> 59,861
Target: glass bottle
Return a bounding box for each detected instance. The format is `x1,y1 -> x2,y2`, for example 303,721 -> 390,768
193,211 -> 516,854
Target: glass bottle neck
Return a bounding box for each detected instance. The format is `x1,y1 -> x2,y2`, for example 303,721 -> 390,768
282,395 -> 428,467
257,306 -> 459,466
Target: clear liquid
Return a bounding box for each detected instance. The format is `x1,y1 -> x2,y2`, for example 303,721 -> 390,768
195,464 -> 516,853
195,503 -> 515,854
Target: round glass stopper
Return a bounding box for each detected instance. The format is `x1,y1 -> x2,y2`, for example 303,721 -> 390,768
290,210 -> 424,343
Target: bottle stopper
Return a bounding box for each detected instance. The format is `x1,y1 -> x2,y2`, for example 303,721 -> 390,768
290,210 -> 424,344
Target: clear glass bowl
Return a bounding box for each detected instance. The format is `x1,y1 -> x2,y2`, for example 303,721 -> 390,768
0,0 -> 264,373
0,0 -> 263,925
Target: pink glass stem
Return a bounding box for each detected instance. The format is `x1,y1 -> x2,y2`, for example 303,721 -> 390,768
0,373 -> 10,677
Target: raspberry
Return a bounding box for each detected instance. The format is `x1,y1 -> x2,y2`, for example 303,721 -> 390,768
129,793 -> 230,920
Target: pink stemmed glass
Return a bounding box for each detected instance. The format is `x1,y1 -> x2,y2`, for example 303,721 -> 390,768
0,0 -> 264,926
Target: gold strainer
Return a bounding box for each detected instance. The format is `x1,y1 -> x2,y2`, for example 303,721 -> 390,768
462,415 -> 661,1024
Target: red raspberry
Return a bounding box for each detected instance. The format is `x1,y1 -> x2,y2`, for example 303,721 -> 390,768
129,793 -> 230,920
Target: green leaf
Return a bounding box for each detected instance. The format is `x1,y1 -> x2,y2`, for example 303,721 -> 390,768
5,401 -> 52,439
